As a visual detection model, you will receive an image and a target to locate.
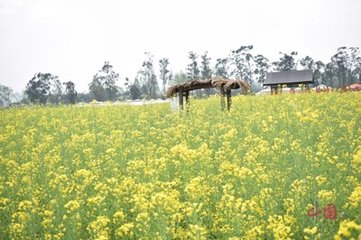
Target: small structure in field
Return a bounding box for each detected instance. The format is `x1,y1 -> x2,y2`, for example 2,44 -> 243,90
264,70 -> 314,94
166,78 -> 249,110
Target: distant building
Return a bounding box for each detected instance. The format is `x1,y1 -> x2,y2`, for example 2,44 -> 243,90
264,70 -> 314,94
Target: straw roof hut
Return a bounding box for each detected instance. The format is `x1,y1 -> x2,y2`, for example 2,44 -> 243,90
166,78 -> 249,110
166,78 -> 249,98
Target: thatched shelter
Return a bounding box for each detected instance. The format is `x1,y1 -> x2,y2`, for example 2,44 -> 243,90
166,78 -> 249,110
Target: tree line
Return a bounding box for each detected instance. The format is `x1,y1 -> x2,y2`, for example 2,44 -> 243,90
0,46 -> 360,106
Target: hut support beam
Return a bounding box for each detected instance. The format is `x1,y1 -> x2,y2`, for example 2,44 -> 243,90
179,88 -> 183,110
226,89 -> 231,110
185,91 -> 189,110
220,87 -> 225,110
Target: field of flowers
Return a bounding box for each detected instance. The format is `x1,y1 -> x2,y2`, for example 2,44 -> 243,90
1,92 -> 361,239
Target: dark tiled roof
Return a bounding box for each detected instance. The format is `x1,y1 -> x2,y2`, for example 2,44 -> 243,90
264,70 -> 313,85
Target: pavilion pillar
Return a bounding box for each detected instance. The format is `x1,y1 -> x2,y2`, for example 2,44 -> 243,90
226,89 -> 231,110
185,91 -> 190,111
271,85 -> 279,95
306,84 -> 310,92
179,88 -> 183,110
220,87 -> 225,110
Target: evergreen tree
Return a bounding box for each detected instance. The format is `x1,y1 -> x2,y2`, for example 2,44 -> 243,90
128,77 -> 142,100
63,81 -> 77,104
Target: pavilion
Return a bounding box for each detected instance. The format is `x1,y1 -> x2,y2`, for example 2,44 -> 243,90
264,70 -> 314,94
166,78 -> 249,110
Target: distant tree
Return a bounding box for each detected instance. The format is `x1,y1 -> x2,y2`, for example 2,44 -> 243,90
253,54 -> 270,84
124,77 -> 130,89
300,56 -> 327,85
230,45 -> 254,85
63,81 -> 77,104
123,77 -> 130,99
77,92 -> 93,103
323,62 -> 338,87
159,58 -> 172,95
314,61 -> 325,85
350,47 -> 361,83
136,52 -> 159,99
186,51 -> 200,80
129,85 -> 142,100
273,51 -> 298,71
170,71 -> 188,85
200,51 -> 212,80
25,73 -> 54,104
89,61 -> 119,101
352,59 -> 361,83
333,47 -> 361,86
0,84 -> 13,107
300,56 -> 315,70
10,91 -> 24,105
129,78 -> 142,100
199,51 -> 213,96
48,77 -> 63,105
214,58 -> 229,79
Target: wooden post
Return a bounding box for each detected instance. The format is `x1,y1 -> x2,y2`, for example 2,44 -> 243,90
185,91 -> 189,111
306,84 -> 310,92
220,87 -> 225,110
226,89 -> 231,110
179,88 -> 183,110
271,85 -> 278,95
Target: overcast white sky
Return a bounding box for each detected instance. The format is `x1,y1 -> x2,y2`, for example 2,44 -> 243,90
0,0 -> 361,92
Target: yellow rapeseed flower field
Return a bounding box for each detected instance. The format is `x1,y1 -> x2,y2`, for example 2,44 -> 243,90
1,92 -> 361,239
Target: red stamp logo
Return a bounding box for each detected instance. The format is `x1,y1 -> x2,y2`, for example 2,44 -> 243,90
307,203 -> 337,220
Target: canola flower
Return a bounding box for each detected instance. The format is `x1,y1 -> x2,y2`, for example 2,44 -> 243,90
0,92 -> 360,239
